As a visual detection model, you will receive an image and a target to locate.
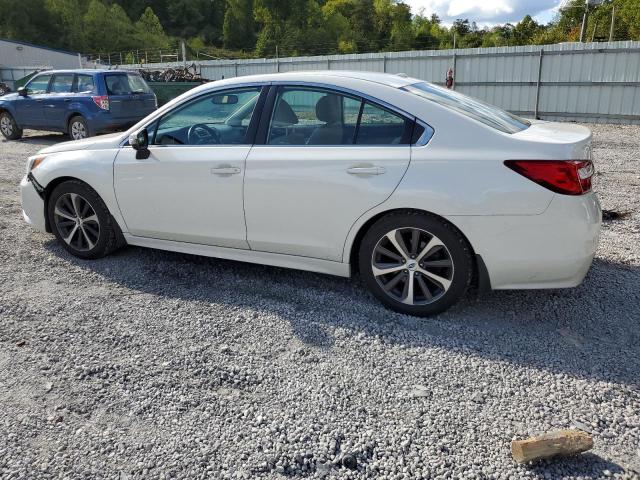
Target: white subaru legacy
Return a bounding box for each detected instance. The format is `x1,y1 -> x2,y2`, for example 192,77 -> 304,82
20,71 -> 601,316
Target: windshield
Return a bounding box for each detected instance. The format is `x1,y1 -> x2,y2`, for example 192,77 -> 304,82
403,82 -> 530,134
105,73 -> 152,95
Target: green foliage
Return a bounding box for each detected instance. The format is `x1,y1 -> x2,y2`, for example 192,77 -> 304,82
1,0 -> 639,61
135,6 -> 170,49
223,0 -> 255,50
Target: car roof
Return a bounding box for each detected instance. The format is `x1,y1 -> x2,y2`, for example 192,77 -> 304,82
217,70 -> 422,89
35,69 -> 133,75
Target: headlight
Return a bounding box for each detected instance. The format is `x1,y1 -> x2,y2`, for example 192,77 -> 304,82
27,155 -> 46,173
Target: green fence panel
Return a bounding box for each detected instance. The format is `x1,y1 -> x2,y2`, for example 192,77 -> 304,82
147,82 -> 202,106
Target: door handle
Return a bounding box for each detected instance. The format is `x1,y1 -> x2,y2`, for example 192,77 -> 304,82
64,99 -> 71,102
347,166 -> 386,175
211,165 -> 241,175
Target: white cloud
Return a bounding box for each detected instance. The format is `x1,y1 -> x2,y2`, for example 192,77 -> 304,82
405,0 -> 562,25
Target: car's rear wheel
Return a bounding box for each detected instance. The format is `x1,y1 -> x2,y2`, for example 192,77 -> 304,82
358,212 -> 473,316
0,111 -> 23,140
48,180 -> 119,259
68,115 -> 89,140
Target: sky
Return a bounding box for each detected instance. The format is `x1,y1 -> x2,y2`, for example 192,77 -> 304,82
404,0 -> 565,27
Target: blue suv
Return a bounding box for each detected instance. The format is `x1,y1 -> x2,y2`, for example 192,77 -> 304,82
0,69 -> 157,141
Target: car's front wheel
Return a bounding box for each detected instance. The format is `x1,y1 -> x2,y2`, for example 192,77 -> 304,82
0,111 -> 23,140
68,115 -> 89,140
358,212 -> 473,316
47,180 -> 119,259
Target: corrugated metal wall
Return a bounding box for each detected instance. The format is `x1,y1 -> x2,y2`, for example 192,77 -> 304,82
125,41 -> 640,124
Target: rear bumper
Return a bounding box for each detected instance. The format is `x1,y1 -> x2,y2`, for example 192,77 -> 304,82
449,192 -> 601,289
20,174 -> 47,233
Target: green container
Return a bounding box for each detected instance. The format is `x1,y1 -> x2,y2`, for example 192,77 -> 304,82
147,82 -> 201,106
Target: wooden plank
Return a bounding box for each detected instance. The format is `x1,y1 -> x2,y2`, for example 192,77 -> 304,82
511,430 -> 593,464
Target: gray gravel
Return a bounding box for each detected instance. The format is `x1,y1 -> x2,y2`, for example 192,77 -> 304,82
1,125 -> 639,480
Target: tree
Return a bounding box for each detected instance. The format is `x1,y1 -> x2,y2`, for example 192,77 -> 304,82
223,0 -> 255,50
135,7 -> 170,49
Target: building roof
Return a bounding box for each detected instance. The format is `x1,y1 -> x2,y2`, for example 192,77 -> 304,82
0,38 -> 79,57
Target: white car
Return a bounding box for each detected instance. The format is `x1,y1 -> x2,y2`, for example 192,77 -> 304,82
20,71 -> 601,316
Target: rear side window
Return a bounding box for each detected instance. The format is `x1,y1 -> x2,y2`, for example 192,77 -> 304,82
104,73 -> 152,95
26,74 -> 52,94
50,74 -> 74,93
403,82 -> 530,134
356,102 -> 411,145
75,74 -> 96,94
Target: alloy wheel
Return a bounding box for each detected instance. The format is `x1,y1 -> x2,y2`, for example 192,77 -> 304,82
53,193 -> 100,251
0,115 -> 13,136
70,120 -> 87,140
371,227 -> 454,305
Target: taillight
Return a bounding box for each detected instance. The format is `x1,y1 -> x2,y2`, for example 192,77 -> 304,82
92,95 -> 110,110
504,160 -> 594,195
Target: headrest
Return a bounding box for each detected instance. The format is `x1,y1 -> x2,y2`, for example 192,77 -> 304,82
316,95 -> 341,123
272,98 -> 299,125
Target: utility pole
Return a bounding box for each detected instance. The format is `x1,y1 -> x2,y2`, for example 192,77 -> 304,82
579,0 -> 589,42
181,41 -> 187,67
609,4 -> 615,42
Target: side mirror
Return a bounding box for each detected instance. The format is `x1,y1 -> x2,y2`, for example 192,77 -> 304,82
18,87 -> 28,97
129,128 -> 150,159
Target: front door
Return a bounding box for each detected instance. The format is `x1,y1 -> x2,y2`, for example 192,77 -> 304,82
244,86 -> 413,262
114,86 -> 264,248
14,73 -> 52,128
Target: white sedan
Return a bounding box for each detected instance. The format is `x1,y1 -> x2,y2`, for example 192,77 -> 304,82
20,71 -> 601,316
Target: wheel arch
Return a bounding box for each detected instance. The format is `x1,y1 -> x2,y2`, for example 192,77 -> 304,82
42,176 -> 125,248
346,207 -> 490,290
66,112 -> 85,131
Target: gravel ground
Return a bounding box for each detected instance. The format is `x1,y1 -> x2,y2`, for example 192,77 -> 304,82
0,125 -> 639,480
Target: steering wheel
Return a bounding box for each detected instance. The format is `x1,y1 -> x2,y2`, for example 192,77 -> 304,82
187,123 -> 221,145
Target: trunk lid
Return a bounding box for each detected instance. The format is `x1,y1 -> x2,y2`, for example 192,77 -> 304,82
512,120 -> 592,159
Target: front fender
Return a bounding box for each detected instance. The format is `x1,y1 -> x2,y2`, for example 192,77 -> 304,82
0,99 -> 17,117
30,148 -> 128,234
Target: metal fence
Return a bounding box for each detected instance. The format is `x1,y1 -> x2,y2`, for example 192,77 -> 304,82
119,41 -> 640,124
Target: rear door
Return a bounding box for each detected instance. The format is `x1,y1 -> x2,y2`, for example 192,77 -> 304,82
43,73 -> 75,129
14,73 -> 52,127
243,85 -> 413,261
104,73 -> 156,120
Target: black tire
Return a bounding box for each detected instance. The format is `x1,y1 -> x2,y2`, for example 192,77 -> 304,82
0,111 -> 23,140
358,212 -> 473,316
47,180 -> 119,259
68,115 -> 90,140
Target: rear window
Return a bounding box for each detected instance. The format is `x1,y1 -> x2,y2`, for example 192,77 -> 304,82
403,82 -> 530,134
104,73 -> 152,95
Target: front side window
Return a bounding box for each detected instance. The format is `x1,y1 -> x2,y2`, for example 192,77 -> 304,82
75,74 -> 96,94
153,87 -> 261,146
105,73 -> 152,95
26,74 -> 52,95
403,82 -> 530,134
267,87 -> 413,146
50,74 -> 74,94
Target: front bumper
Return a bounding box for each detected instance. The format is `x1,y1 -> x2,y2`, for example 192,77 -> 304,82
450,192 -> 602,290
20,174 -> 47,233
